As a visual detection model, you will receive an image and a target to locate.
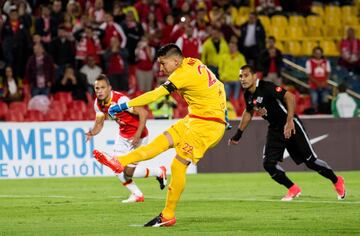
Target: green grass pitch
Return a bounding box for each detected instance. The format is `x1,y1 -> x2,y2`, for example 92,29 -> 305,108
1,171 -> 359,236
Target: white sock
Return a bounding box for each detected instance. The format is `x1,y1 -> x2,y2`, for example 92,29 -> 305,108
133,167 -> 162,178
117,172 -> 143,196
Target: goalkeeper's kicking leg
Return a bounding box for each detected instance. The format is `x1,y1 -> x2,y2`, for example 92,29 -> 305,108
93,131 -> 184,226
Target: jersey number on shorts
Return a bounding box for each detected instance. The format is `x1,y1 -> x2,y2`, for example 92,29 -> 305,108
197,65 -> 217,87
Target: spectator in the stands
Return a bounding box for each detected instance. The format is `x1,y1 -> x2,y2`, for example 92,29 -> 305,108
25,43 -> 55,97
238,12 -> 266,69
0,66 -> 23,102
219,36 -> 246,100
339,27 -> 360,72
74,24 -> 104,68
88,0 -> 106,25
112,1 -> 126,24
80,55 -> 102,93
255,0 -> 282,16
121,10 -> 144,65
135,0 -> 170,24
305,46 -> 331,113
49,25 -> 75,80
176,22 -> 201,59
99,12 -> 127,49
209,4 -> 223,25
160,14 -> 175,45
103,37 -> 129,92
35,4 -> 54,49
201,26 -> 229,77
50,0 -> 64,37
17,0 -> 32,29
1,5 -> 31,77
149,95 -> 177,119
332,83 -> 359,118
194,7 -> 210,43
53,64 -> 88,103
135,35 -> 155,92
65,0 -> 82,24
2,0 -> 32,15
142,11 -> 162,47
259,36 -> 283,86
218,8 -> 241,43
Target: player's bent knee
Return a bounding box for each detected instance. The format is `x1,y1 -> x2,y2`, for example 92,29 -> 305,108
124,166 -> 136,177
263,159 -> 277,173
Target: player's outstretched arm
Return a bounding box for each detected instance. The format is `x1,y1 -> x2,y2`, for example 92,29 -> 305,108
228,110 -> 253,145
108,86 -> 170,117
128,86 -> 170,107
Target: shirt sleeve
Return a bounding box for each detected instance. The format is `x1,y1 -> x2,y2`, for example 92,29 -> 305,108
117,96 -> 134,113
94,100 -> 105,118
168,70 -> 187,90
326,60 -> 331,73
305,60 -> 311,74
263,81 -> 287,100
245,93 -> 254,112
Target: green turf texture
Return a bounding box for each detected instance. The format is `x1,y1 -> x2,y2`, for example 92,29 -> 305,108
1,171 -> 359,236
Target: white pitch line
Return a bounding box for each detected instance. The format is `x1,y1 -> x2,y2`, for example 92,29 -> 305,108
129,224 -> 145,227
0,195 -> 359,205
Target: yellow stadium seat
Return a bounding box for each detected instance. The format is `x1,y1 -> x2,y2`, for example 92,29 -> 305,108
239,6 -> 251,16
305,26 -> 323,39
341,5 -> 357,15
258,15 -> 270,28
342,15 -> 358,26
323,15 -> 342,26
311,5 -> 324,16
320,40 -> 340,56
323,25 -> 343,39
275,41 -> 285,52
258,15 -> 271,34
289,15 -> 305,26
285,41 -> 302,56
306,15 -> 323,28
271,15 -> 288,27
235,15 -> 248,26
269,26 -> 286,40
302,40 -> 318,56
231,7 -> 249,26
324,5 -> 341,18
287,26 -> 305,40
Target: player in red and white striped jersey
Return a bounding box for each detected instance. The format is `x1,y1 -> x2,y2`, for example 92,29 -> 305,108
86,74 -> 167,203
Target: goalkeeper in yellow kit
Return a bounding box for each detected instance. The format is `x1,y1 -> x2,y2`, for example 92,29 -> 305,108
93,44 -> 228,227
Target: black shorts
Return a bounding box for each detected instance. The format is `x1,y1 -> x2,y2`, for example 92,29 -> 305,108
263,118 -> 318,165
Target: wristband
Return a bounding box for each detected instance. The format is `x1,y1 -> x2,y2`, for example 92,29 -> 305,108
231,129 -> 243,141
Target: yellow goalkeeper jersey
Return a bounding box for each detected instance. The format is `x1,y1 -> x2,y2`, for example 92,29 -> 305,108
168,57 -> 226,123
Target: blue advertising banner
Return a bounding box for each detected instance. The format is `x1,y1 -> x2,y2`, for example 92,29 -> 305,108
0,120 -> 197,179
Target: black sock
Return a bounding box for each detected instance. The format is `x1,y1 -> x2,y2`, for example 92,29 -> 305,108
318,169 -> 338,184
271,172 -> 294,189
305,159 -> 338,184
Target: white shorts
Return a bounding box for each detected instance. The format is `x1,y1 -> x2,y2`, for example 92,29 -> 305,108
112,135 -> 148,167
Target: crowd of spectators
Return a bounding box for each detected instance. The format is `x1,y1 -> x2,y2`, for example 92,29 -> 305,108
0,0 -> 359,121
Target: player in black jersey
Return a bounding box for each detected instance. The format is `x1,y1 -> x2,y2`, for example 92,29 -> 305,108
228,65 -> 346,201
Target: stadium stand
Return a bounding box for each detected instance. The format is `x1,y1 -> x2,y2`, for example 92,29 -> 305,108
0,0 -> 359,120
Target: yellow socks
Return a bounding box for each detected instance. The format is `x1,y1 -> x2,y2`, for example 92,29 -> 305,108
162,157 -> 188,219
117,134 -> 170,167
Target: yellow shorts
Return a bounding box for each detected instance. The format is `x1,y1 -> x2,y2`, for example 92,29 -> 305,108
166,115 -> 225,164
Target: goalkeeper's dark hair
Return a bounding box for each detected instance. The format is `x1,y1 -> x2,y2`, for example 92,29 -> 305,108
96,74 -> 110,85
156,43 -> 183,58
240,64 -> 256,74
